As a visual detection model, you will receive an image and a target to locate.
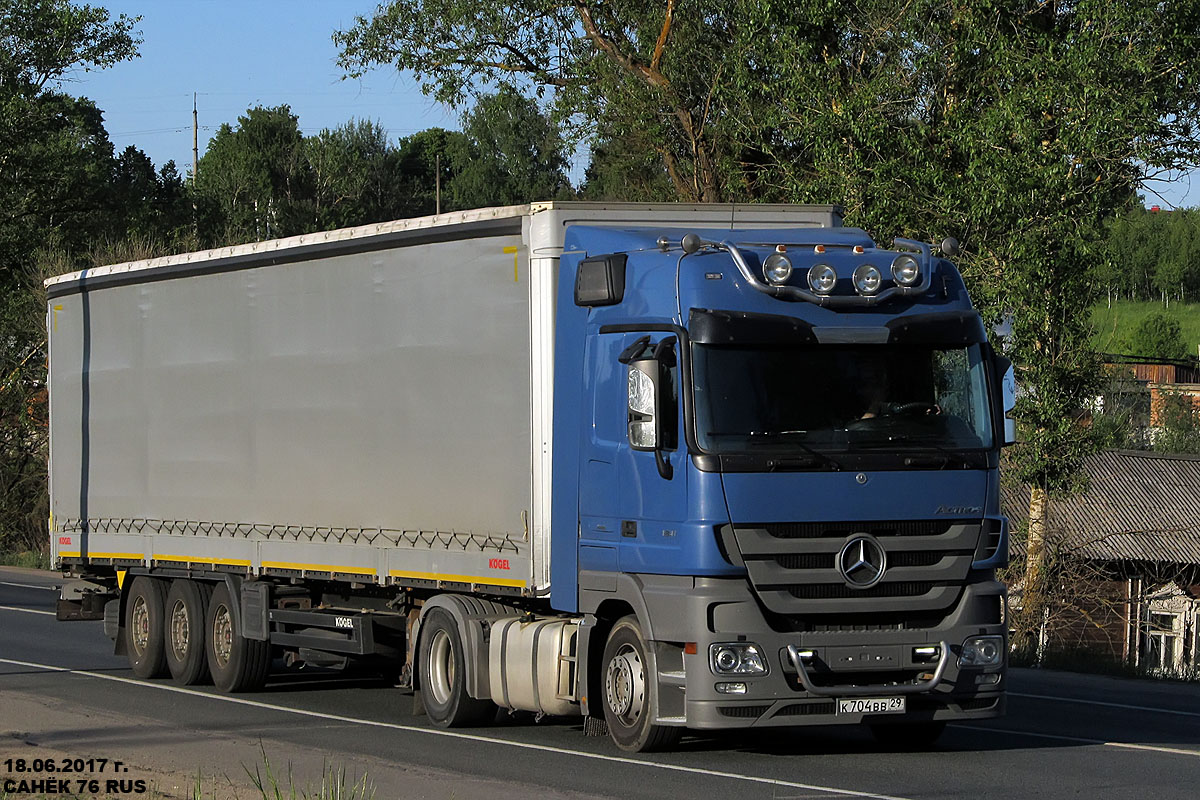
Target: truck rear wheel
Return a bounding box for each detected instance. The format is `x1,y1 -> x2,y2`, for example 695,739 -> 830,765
165,580 -> 212,686
205,582 -> 271,692
125,577 -> 168,678
418,608 -> 494,727
601,615 -> 681,752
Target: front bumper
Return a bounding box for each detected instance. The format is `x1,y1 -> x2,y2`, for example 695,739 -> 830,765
683,579 -> 1006,728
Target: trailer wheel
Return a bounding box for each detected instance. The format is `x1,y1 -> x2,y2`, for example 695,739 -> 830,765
205,582 -> 271,692
870,720 -> 946,749
418,608 -> 494,727
165,580 -> 212,686
125,577 -> 169,678
601,615 -> 681,752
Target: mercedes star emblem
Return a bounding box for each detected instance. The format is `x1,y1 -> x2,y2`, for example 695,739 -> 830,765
838,535 -> 887,588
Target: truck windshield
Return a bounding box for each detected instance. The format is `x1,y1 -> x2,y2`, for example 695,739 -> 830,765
692,343 -> 994,454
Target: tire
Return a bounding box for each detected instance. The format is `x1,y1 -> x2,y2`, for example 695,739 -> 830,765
418,608 -> 495,727
870,720 -> 947,749
164,580 -> 212,686
125,577 -> 169,679
205,581 -> 271,693
600,615 -> 681,752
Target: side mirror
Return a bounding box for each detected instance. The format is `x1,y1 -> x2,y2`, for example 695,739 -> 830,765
627,360 -> 660,450
623,336 -> 678,478
1001,360 -> 1017,446
989,348 -> 1017,446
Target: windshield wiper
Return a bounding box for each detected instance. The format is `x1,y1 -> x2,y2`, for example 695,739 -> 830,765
849,434 -> 980,468
747,431 -> 842,469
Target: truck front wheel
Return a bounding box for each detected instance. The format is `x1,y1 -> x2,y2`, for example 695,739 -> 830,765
601,615 -> 681,752
125,577 -> 168,678
418,608 -> 494,727
205,582 -> 271,692
165,580 -> 212,686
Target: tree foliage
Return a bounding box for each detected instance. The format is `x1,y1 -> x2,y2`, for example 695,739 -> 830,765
454,87 -> 573,207
1128,312 -> 1188,361
1100,208 -> 1200,306
0,0 -> 142,554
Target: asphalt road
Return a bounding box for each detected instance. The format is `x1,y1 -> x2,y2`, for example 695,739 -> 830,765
2,565 -> 1199,800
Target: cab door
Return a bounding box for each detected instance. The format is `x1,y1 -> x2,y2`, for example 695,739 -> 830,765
578,328 -> 687,575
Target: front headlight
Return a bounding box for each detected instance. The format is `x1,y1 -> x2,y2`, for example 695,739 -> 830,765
959,635 -> 1004,667
710,643 -> 769,676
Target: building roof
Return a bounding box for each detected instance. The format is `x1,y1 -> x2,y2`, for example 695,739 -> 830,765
1002,450 -> 1200,566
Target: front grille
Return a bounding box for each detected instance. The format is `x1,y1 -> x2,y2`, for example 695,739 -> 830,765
763,520 -> 964,539
787,581 -> 936,599
775,553 -> 835,570
730,519 -> 981,616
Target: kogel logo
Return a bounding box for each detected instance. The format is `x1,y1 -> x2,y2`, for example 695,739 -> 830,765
334,616 -> 353,629
58,537 -> 72,545
489,558 -> 510,570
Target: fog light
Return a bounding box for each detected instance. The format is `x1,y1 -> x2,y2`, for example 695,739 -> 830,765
853,264 -> 882,295
959,635 -> 1004,667
710,643 -> 769,675
975,672 -> 1002,686
715,682 -> 748,694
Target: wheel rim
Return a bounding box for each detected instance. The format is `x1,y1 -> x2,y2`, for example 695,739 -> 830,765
131,595 -> 150,655
212,603 -> 233,668
426,629 -> 455,706
170,599 -> 189,661
605,643 -> 645,726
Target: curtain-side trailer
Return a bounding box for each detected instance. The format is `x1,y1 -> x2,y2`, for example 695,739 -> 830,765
49,202 -> 1010,751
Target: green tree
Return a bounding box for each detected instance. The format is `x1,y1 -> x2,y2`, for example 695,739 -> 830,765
0,0 -> 140,555
1155,391 -> 1200,454
194,105 -> 311,243
1127,312 -> 1188,360
334,2 -> 741,202
393,127 -> 473,216
453,87 -> 573,207
307,118 -> 407,230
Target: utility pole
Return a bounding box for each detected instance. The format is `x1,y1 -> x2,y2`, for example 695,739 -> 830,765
192,92 -> 199,187
435,153 -> 441,215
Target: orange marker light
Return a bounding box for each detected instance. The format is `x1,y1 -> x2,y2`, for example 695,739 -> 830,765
853,245 -> 865,254
684,642 -> 698,655
813,244 -> 826,254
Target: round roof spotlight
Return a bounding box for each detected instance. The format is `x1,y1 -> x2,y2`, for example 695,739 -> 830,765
891,254 -> 921,287
808,263 -> 837,294
763,252 -> 794,285
853,264 -> 883,296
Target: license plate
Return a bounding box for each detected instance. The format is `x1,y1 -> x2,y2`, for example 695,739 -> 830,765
838,697 -> 905,715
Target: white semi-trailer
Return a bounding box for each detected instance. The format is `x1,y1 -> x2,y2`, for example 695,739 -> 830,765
49,202 -> 1009,751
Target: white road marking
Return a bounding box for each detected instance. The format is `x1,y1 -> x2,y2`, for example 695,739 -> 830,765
0,605 -> 56,616
1010,691 -> 1200,719
0,656 -> 912,800
0,580 -> 58,591
952,724 -> 1200,758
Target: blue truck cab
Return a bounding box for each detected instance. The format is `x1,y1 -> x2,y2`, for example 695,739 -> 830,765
553,223 -> 1009,750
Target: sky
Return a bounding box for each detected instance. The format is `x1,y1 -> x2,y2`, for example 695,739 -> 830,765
67,1 -> 464,173
66,1 -> 1194,209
